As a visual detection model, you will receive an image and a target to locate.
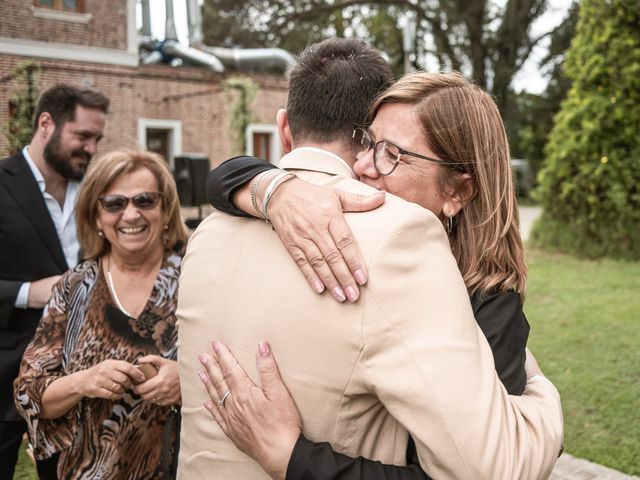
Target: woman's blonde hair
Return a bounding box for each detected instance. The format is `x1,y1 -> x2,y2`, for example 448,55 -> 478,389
369,72 -> 526,299
76,149 -> 189,260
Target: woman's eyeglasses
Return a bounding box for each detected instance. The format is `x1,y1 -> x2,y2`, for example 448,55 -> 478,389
351,126 -> 463,175
98,192 -> 162,214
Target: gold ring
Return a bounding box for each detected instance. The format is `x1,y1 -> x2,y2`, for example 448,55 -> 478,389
218,390 -> 231,407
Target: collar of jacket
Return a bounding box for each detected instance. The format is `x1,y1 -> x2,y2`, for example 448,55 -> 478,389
277,147 -> 357,179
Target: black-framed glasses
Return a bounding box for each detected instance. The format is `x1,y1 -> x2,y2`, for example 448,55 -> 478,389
351,126 -> 460,176
98,192 -> 162,214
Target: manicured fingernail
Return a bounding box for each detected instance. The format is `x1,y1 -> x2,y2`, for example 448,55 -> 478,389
345,285 -> 359,302
198,353 -> 208,366
197,371 -> 209,384
211,340 -> 220,353
203,401 -> 213,412
312,280 -> 325,294
258,342 -> 271,358
332,286 -> 346,303
354,269 -> 367,286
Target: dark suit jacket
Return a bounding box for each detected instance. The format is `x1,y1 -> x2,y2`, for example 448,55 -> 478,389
0,151 -> 68,421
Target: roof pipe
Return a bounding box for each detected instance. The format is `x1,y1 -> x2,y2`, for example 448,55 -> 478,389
162,39 -> 225,72
202,46 -> 296,72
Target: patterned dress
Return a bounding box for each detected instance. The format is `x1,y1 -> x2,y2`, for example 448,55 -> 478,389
14,248 -> 182,480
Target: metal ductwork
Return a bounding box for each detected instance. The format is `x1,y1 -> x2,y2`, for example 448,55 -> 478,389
202,46 -> 296,72
138,0 -> 296,74
162,39 -> 225,71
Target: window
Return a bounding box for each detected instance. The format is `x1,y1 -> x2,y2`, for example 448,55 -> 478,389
245,124 -> 280,163
137,119 -> 182,168
34,0 -> 84,12
253,132 -> 272,163
146,129 -> 171,163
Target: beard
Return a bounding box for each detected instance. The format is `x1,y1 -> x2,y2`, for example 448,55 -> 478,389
43,128 -> 92,181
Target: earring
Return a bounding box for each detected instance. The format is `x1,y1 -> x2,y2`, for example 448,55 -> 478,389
98,229 -> 104,237
446,215 -> 454,234
164,224 -> 168,230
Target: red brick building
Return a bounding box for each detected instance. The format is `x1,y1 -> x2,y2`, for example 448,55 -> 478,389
0,0 -> 289,168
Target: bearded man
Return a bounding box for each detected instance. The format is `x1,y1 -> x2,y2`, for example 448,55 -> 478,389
0,83 -> 109,480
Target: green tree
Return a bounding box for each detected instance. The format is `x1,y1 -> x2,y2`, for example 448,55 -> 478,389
531,0 -> 640,259
3,61 -> 40,154
202,0 -> 572,120
508,2 -> 578,183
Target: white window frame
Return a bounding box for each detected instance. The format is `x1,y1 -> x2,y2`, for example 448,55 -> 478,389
137,118 -> 183,168
0,0 -> 138,66
245,124 -> 280,163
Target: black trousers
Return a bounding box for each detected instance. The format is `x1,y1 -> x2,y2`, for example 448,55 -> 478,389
0,420 -> 58,480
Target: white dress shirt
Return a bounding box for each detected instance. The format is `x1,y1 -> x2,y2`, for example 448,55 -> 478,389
15,146 -> 80,308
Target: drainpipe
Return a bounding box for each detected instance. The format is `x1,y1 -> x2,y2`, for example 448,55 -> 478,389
165,0 -> 178,40
140,0 -> 152,37
186,0 -> 204,47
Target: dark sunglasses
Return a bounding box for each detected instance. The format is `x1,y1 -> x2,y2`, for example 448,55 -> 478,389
98,191 -> 162,214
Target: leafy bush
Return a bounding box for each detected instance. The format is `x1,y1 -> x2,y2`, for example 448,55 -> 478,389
223,76 -> 258,156
531,0 -> 640,259
3,61 -> 40,154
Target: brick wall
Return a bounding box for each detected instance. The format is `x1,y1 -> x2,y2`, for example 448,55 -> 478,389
0,0 -> 128,51
0,55 -> 289,168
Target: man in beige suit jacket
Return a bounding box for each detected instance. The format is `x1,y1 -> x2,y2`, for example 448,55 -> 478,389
177,38 -> 563,480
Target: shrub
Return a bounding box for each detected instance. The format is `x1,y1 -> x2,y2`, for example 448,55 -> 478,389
531,0 -> 640,259
3,61 -> 40,154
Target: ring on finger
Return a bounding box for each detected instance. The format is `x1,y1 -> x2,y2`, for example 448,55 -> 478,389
112,381 -> 119,392
218,390 -> 231,407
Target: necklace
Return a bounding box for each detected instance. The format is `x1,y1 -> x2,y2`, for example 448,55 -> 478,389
106,255 -> 133,318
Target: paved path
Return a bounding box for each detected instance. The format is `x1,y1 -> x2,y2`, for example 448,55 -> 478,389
519,205 -> 542,241
552,453 -> 640,479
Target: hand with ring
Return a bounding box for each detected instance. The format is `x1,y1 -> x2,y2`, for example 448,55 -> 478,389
219,390 -> 231,407
132,355 -> 181,406
79,359 -> 146,400
197,340 -> 302,480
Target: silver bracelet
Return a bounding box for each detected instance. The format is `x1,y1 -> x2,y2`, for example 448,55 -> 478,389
261,171 -> 296,223
250,170 -> 273,220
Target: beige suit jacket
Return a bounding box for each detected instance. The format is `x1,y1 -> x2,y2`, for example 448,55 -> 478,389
177,148 -> 563,480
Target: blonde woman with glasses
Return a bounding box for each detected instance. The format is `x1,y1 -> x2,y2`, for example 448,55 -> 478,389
200,72 -> 553,480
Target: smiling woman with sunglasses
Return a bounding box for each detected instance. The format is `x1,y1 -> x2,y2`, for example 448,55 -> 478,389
14,149 -> 188,479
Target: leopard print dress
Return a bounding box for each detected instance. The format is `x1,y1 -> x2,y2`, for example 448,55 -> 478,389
14,248 -> 182,480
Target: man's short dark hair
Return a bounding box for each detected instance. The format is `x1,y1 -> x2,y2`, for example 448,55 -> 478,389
287,38 -> 393,144
32,83 -> 110,133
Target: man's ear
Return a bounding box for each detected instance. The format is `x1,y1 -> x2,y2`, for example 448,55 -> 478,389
36,112 -> 56,142
443,174 -> 475,218
276,109 -> 293,154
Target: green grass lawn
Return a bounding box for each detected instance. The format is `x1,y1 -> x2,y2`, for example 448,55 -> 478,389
14,438 -> 36,479
13,248 -> 640,476
525,247 -> 640,475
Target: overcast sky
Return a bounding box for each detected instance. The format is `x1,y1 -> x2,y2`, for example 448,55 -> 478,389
146,0 -> 574,94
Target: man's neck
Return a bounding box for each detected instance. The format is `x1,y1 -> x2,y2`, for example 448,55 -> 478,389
26,143 -> 68,204
290,140 -> 354,169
